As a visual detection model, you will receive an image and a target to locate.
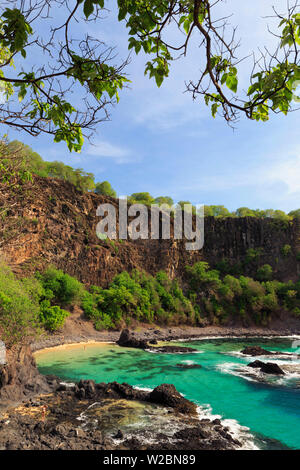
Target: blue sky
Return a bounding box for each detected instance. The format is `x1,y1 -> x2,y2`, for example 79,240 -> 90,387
5,1 -> 300,212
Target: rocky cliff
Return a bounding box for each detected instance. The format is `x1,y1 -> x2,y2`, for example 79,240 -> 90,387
0,175 -> 299,285
0,345 -> 55,405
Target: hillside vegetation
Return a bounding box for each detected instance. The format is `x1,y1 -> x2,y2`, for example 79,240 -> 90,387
1,139 -> 300,220
1,260 -> 300,346
1,139 -> 300,345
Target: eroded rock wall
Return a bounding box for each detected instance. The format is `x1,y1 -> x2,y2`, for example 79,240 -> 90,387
0,175 -> 299,285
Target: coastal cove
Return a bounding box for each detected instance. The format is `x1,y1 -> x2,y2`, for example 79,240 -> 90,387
34,335 -> 300,450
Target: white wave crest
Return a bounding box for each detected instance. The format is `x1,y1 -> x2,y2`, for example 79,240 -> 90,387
196,404 -> 258,450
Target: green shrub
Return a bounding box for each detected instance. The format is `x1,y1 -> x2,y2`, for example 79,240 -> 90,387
94,313 -> 115,330
39,301 -> 69,331
281,244 -> 292,257
244,248 -> 263,265
39,266 -> 84,305
292,307 -> 300,317
0,263 -> 41,345
257,264 -> 273,281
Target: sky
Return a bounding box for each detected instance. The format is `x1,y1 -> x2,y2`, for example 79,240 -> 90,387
4,0 -> 300,212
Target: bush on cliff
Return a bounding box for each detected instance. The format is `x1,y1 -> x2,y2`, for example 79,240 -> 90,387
0,263 -> 77,343
257,264 -> 273,281
39,302 -> 69,332
80,270 -> 196,329
78,261 -> 300,329
0,263 -> 41,345
37,266 -> 84,306
185,262 -> 283,326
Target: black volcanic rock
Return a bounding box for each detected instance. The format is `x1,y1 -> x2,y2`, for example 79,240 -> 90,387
117,329 -> 148,349
148,384 -> 197,415
241,346 -> 274,356
241,345 -> 296,359
117,330 -> 198,353
0,345 -> 56,404
248,360 -> 285,375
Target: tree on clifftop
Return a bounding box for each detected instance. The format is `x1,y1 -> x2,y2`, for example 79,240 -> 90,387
0,1 -> 299,151
95,181 -> 117,198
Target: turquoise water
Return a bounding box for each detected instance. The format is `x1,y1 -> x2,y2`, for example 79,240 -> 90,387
35,337 -> 300,450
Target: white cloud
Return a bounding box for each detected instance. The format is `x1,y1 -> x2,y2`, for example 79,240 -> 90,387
86,140 -> 135,164
265,152 -> 300,195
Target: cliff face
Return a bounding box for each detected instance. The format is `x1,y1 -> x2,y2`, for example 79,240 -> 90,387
0,345 -> 53,404
0,176 -> 299,285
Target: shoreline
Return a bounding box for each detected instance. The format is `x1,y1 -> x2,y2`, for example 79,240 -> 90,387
3,327 -> 299,450
33,340 -> 114,356
31,324 -> 300,352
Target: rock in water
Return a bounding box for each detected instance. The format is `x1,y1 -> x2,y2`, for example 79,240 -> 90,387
247,360 -> 265,368
241,346 -> 274,356
148,384 -> 197,415
248,360 -> 285,375
117,329 -> 148,349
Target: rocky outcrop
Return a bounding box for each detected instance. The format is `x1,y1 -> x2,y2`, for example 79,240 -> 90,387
241,346 -> 274,356
241,346 -> 297,358
73,379 -> 197,415
248,360 -> 285,375
148,384 -> 197,415
117,329 -> 148,349
0,345 -> 57,404
0,175 -> 299,287
117,329 -> 198,353
0,383 -> 241,450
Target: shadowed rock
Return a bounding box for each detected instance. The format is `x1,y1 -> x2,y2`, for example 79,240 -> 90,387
117,329 -> 198,353
241,346 -> 274,356
248,360 -> 285,375
148,384 -> 197,415
117,329 -> 148,349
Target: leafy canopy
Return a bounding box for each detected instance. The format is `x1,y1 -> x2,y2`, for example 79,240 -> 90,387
0,1 -> 299,151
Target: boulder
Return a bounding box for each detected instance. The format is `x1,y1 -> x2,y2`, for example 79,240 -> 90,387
149,339 -> 158,345
248,360 -> 285,375
241,346 -> 273,356
148,383 -> 197,415
117,329 -> 148,349
78,379 -> 96,397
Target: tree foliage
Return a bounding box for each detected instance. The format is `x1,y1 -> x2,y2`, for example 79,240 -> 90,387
0,1 -> 299,151
0,139 -> 96,191
0,0 -> 129,151
95,181 -> 117,198
119,0 -> 300,123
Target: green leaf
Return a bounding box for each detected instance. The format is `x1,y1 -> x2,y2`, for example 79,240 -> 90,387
83,0 -> 94,18
155,71 -> 164,88
226,75 -> 238,93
